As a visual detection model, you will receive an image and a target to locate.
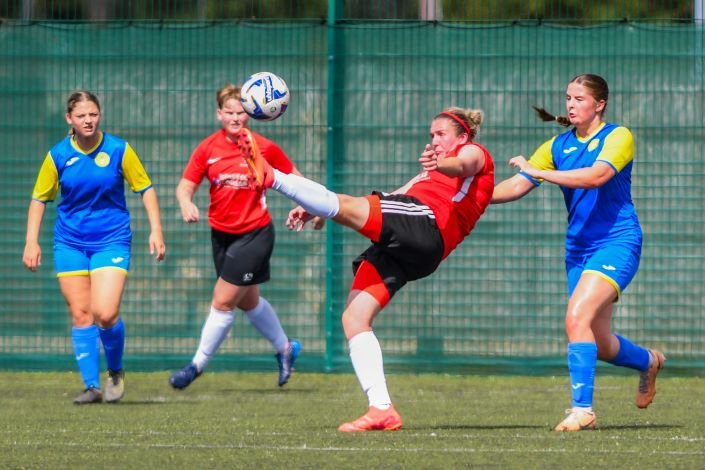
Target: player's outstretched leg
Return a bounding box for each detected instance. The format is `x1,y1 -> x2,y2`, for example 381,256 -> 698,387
636,349 -> 666,409
246,146 -> 340,219
275,339 -> 301,387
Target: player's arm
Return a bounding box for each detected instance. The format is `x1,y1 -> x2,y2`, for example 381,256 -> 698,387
391,178 -> 417,195
23,200 -> 46,272
23,154 -> 58,272
141,187 -> 166,262
434,143 -> 486,178
507,130 -> 630,189
492,138 -> 554,203
176,178 -> 201,223
122,144 -> 166,261
514,157 -> 615,189
491,171 -> 537,204
176,142 -> 208,224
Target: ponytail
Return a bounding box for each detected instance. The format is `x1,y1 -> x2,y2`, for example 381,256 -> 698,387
531,105 -> 571,127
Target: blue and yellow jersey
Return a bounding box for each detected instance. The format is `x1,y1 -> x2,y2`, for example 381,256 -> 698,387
31,131 -> 153,248
523,122 -> 642,251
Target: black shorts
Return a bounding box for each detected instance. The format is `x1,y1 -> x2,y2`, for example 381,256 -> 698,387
352,193 -> 444,298
211,223 -> 274,286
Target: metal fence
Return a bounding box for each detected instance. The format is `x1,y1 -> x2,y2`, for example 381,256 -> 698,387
1,1 -> 703,374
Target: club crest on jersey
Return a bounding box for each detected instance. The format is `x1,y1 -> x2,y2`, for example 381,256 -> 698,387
587,139 -> 600,152
94,152 -> 110,167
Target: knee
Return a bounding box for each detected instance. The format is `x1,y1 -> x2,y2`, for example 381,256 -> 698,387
341,310 -> 372,340
564,307 -> 592,338
211,290 -> 241,312
69,307 -> 93,328
94,312 -> 119,329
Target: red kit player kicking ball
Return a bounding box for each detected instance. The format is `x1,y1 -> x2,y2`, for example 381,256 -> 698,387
240,107 -> 494,432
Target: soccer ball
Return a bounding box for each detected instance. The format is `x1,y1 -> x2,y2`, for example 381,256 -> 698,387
240,72 -> 289,121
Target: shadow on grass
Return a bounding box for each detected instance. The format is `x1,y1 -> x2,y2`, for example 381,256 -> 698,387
428,424 -> 546,431
113,400 -> 174,406
217,387 -> 316,394
596,423 -> 682,431
426,423 -> 682,431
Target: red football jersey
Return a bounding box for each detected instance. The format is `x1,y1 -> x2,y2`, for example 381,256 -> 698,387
182,129 -> 295,234
405,142 -> 494,259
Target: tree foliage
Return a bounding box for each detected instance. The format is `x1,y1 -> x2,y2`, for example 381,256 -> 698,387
1,0 -> 694,21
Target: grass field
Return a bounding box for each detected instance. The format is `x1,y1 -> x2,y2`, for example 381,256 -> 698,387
1,371 -> 703,469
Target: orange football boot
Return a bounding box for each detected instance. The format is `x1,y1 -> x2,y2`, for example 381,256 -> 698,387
636,349 -> 666,409
338,405 -> 403,432
237,129 -> 274,189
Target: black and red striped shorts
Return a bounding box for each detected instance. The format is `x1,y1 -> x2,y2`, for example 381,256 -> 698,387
352,192 -> 444,298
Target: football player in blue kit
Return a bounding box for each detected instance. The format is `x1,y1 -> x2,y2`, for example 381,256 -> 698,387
492,74 -> 665,431
23,90 -> 166,404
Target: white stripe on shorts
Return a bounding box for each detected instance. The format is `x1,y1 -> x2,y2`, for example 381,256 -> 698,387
380,200 -> 435,219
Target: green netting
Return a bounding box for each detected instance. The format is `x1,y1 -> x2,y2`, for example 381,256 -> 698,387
1,18 -> 703,374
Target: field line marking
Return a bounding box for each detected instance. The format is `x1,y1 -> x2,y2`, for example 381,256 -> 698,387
7,441 -> 705,456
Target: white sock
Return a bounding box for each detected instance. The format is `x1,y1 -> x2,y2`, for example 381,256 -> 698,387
272,169 -> 340,218
245,297 -> 288,353
192,306 -> 234,371
348,331 -> 391,408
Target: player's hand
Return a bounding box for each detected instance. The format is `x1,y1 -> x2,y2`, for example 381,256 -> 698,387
419,144 -> 438,171
311,216 -> 325,230
22,242 -> 41,272
508,155 -> 538,177
287,206 -> 314,232
179,201 -> 200,223
149,232 -> 166,262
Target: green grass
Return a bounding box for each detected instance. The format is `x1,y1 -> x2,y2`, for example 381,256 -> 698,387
1,371 -> 703,469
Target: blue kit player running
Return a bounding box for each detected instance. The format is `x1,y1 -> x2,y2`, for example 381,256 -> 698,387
23,90 -> 166,404
492,74 -> 665,431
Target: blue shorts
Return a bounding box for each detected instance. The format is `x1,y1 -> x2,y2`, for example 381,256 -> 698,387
565,242 -> 641,300
54,242 -> 131,277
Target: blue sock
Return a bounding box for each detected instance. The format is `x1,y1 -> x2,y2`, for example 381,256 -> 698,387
567,342 -> 597,409
72,325 -> 100,390
607,334 -> 650,371
99,318 -> 125,372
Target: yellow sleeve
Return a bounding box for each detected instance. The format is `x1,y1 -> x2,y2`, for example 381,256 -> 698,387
597,127 -> 634,172
527,137 -> 556,171
31,153 -> 59,202
122,143 -> 153,193
518,136 -> 556,185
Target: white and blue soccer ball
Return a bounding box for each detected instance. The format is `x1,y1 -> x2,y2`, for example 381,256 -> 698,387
240,71 -> 289,121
